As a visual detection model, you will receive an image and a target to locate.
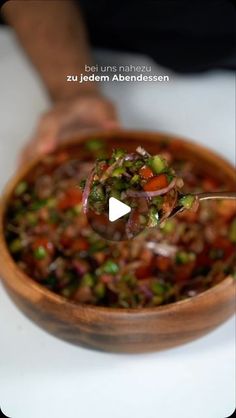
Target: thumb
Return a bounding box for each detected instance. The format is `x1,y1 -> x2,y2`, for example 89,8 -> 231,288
34,115 -> 58,154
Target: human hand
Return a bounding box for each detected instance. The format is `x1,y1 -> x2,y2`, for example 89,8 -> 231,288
20,92 -> 119,162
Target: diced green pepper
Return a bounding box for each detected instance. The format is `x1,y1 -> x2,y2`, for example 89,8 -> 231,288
112,178 -> 127,191
151,281 -> 166,295
130,174 -> 140,185
9,238 -> 22,253
34,246 -> 47,260
124,161 -> 133,168
112,167 -> 126,177
148,155 -> 167,174
65,209 -> 76,219
122,274 -> 137,286
73,204 -> 82,215
152,195 -> 164,209
167,174 -> 174,183
179,194 -> 195,210
85,138 -> 104,151
15,181 -> 28,196
148,207 -> 159,227
176,251 -> 196,264
79,179 -> 86,190
112,149 -> 125,160
151,281 -> 172,296
89,240 -> 107,254
102,259 -> 119,274
89,185 -> 105,202
132,160 -> 144,170
81,273 -> 95,287
152,295 -> 164,305
229,218 -> 236,243
110,190 -> 121,200
161,219 -> 175,234
46,198 -> 57,208
26,212 -> 38,226
94,282 -> 106,298
30,199 -> 47,211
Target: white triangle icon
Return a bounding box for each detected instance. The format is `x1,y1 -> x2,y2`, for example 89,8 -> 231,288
109,197 -> 131,222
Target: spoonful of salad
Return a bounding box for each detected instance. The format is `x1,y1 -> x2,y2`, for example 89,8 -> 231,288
80,146 -> 236,241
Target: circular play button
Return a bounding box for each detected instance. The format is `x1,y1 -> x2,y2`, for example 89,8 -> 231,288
108,197 -> 131,222
87,195 -> 149,241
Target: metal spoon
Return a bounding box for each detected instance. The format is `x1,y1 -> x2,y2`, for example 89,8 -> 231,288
169,191 -> 236,218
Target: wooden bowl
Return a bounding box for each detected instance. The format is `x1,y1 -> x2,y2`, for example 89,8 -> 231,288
0,130 -> 235,353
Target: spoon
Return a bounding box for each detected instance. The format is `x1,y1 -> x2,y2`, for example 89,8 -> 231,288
169,191 -> 236,218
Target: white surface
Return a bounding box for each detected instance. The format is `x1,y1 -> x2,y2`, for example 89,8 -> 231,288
0,27 -> 235,418
109,197 -> 131,222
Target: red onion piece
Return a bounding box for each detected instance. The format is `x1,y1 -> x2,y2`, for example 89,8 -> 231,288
136,146 -> 151,157
82,168 -> 95,214
100,160 -> 120,181
146,242 -> 178,257
139,284 -> 153,299
127,178 -> 177,198
100,153 -> 139,181
124,152 -> 139,161
125,210 -> 141,239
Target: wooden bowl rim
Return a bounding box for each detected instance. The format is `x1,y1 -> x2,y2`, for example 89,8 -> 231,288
0,129 -> 235,316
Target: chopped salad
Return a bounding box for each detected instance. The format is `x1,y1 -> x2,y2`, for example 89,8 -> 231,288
81,146 -> 197,238
4,138 -> 236,308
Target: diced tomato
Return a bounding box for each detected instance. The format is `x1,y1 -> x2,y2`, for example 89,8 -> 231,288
93,252 -> 106,264
202,178 -> 219,191
32,236 -> 54,255
139,166 -> 154,180
216,200 -> 236,220
196,237 -> 234,268
140,249 -> 153,264
71,238 -> 89,252
155,256 -> 171,272
127,210 -> 140,233
100,274 -> 113,284
59,232 -> 73,248
58,187 -> 82,210
135,264 -> 152,279
38,207 -> 49,221
143,174 -> 168,192
177,209 -> 199,223
174,261 -> 196,282
196,247 -> 211,267
211,236 -> 234,259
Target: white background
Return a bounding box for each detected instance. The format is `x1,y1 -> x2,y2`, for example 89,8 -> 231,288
0,27 -> 235,418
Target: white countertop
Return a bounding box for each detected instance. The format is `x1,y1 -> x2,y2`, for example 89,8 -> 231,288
0,27 -> 235,418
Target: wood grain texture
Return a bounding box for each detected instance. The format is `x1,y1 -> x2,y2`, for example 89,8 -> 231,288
0,130 -> 235,353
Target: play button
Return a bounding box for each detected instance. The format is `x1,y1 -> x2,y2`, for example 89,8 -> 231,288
109,197 -> 131,222
87,194 -> 148,241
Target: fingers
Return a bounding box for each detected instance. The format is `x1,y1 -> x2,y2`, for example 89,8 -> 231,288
19,114 -> 58,165
19,93 -> 120,165
33,113 -> 58,153
101,119 -> 120,130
